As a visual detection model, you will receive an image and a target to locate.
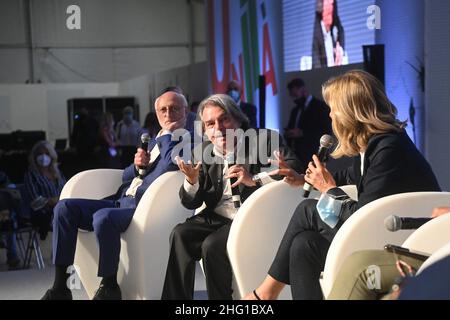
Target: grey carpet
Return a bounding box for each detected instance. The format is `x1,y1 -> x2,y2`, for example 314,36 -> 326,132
0,233 -> 207,300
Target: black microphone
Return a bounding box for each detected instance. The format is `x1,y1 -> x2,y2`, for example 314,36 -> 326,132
303,134 -> 335,198
138,133 -> 151,178
226,156 -> 241,209
384,215 -> 433,232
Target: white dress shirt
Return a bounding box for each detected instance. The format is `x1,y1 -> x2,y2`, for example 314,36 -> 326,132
125,130 -> 171,198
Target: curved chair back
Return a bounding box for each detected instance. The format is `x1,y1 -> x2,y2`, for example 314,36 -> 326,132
417,242 -> 450,275
322,191 -> 450,298
60,169 -> 123,200
66,170 -> 191,299
227,181 -> 320,299
402,213 -> 450,256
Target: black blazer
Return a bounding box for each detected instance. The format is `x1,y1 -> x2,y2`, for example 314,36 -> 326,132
180,129 -> 302,214
240,102 -> 258,128
285,97 -> 332,167
328,130 -> 441,223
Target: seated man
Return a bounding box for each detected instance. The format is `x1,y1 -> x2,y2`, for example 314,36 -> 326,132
327,206 -> 450,300
42,91 -> 189,300
161,94 -> 302,300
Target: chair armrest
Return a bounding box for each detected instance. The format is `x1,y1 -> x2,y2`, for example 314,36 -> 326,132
118,171 -> 193,299
227,181 -> 320,299
60,169 -> 123,200
417,242 -> 450,275
322,191 -> 450,298
402,213 -> 450,254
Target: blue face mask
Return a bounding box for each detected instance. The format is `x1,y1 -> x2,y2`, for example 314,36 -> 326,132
228,90 -> 241,103
124,113 -> 133,124
316,193 -> 343,228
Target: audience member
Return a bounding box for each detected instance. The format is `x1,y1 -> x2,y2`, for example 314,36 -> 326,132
24,141 -> 66,240
97,113 -> 120,168
285,78 -> 332,168
0,171 -> 21,270
141,112 -> 162,140
226,80 -> 257,128
70,107 -> 99,169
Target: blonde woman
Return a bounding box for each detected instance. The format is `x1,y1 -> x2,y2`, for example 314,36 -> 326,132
24,141 -> 66,240
244,70 -> 441,300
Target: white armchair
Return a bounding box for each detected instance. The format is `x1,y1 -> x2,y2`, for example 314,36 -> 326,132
322,191 -> 450,299
60,170 -> 192,300
227,182 -> 357,300
402,213 -> 450,269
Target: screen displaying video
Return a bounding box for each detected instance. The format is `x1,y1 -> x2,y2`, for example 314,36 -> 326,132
283,0 -> 376,72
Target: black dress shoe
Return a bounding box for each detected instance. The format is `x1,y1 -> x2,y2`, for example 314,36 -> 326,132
92,284 -> 122,300
41,288 -> 73,300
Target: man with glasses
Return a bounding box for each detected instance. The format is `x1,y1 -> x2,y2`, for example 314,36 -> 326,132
42,92 -> 188,300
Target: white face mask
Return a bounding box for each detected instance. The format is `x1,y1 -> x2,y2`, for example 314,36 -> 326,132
36,154 -> 52,167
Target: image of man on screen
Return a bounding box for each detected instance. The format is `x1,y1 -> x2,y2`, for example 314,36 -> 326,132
312,0 -> 347,69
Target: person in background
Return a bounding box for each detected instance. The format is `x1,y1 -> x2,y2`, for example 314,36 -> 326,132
97,113 -> 120,169
24,141 -> 66,240
285,78 -> 332,168
70,107 -> 99,170
0,171 -> 21,270
243,70 -> 440,300
116,106 -> 141,148
116,106 -> 142,167
226,80 -> 258,128
141,112 -> 162,140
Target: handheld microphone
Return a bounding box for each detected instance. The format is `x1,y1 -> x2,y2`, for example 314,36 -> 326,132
303,134 -> 334,198
384,215 -> 432,232
138,133 -> 151,178
226,156 -> 241,209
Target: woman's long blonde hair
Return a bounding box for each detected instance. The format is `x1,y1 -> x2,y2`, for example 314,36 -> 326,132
322,70 -> 406,158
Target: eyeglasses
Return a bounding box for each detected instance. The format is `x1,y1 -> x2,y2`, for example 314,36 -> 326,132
157,105 -> 184,114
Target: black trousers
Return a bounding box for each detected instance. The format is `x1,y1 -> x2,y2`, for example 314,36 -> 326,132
161,211 -> 233,300
268,199 -> 341,300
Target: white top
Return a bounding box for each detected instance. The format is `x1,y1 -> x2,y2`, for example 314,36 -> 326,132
321,20 -> 335,67
360,152 -> 365,176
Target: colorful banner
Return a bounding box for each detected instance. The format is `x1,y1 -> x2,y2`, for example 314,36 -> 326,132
207,0 -> 283,131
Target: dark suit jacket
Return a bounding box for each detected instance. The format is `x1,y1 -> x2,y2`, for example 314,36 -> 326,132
285,97 -> 332,168
179,129 -> 302,214
328,130 -> 441,223
240,102 -> 257,128
116,133 -> 181,206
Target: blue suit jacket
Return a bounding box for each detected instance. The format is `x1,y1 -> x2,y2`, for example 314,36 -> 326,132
118,133 -> 180,206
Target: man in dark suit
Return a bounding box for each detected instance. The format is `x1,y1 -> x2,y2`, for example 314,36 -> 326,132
161,94 -> 301,300
226,80 -> 258,128
42,91 -> 189,300
285,78 -> 332,169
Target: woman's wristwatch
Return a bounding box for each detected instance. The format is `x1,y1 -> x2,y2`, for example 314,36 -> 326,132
252,174 -> 263,187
